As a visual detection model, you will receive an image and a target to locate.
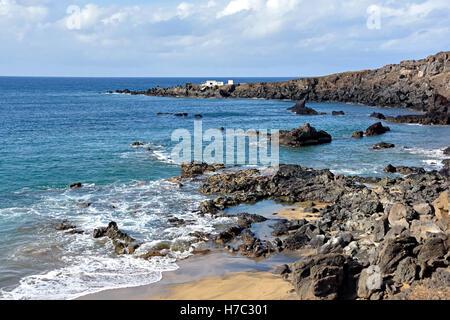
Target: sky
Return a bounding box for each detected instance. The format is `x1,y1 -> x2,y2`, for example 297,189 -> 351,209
0,0 -> 449,77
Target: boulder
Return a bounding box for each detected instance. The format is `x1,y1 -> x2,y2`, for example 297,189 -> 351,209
287,100 -> 318,115
364,122 -> 390,136
291,253 -> 350,300
373,215 -> 390,242
279,123 -> 332,147
433,191 -> 449,231
377,235 -> 418,274
357,265 -> 383,299
394,257 -> 418,284
383,164 -> 396,173
388,203 -> 415,228
332,111 -> 345,115
412,203 -> 433,215
443,147 -> 450,155
417,237 -> 447,264
410,219 -> 443,241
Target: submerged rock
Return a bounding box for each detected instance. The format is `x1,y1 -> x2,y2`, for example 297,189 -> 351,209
370,112 -> 386,120
332,111 -> 345,115
444,147 -> 450,155
373,142 -> 395,150
69,182 -> 82,189
351,131 -> 364,138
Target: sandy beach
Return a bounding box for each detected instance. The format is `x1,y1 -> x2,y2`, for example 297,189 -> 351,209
79,246 -> 308,300
150,271 -> 297,300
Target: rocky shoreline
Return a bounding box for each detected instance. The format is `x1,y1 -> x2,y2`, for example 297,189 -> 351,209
112,51 -> 450,125
175,161 -> 450,300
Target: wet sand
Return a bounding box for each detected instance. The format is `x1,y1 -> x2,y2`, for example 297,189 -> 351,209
79,249 -> 305,300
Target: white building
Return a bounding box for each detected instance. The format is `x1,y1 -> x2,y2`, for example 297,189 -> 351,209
201,80 -> 234,87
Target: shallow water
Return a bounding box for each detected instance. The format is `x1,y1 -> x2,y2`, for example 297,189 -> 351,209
0,76 -> 449,299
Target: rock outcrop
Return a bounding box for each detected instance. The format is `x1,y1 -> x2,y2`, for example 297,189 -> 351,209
364,122 -> 390,136
279,123 -> 332,147
287,100 -> 319,115
93,221 -> 140,255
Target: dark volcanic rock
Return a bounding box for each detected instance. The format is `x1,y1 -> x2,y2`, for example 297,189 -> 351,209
69,182 -> 82,189
93,221 -> 139,255
377,235 -> 418,274
383,165 -> 426,175
287,100 -> 318,115
181,161 -> 224,178
364,122 -> 390,136
279,123 -> 332,147
332,111 -> 345,115
443,147 -> 450,155
292,253 -> 359,300
370,112 -> 386,120
56,220 -> 83,234
385,111 -> 450,126
237,229 -> 275,258
272,220 -> 289,236
373,142 -> 395,150
351,131 -> 364,138
214,225 -> 245,245
56,220 -> 76,231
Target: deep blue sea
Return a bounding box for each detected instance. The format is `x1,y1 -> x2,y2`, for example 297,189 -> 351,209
0,77 -> 449,299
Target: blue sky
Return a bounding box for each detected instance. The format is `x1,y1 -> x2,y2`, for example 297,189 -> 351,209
1,0 -> 449,77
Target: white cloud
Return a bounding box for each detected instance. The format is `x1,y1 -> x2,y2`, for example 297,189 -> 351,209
0,0 -> 47,21
1,0 -> 449,76
177,2 -> 195,19
217,0 -> 263,18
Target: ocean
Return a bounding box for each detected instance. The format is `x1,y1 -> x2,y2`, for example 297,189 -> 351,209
0,76 -> 449,299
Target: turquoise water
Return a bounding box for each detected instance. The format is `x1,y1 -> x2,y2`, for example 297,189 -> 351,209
0,77 -> 449,299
